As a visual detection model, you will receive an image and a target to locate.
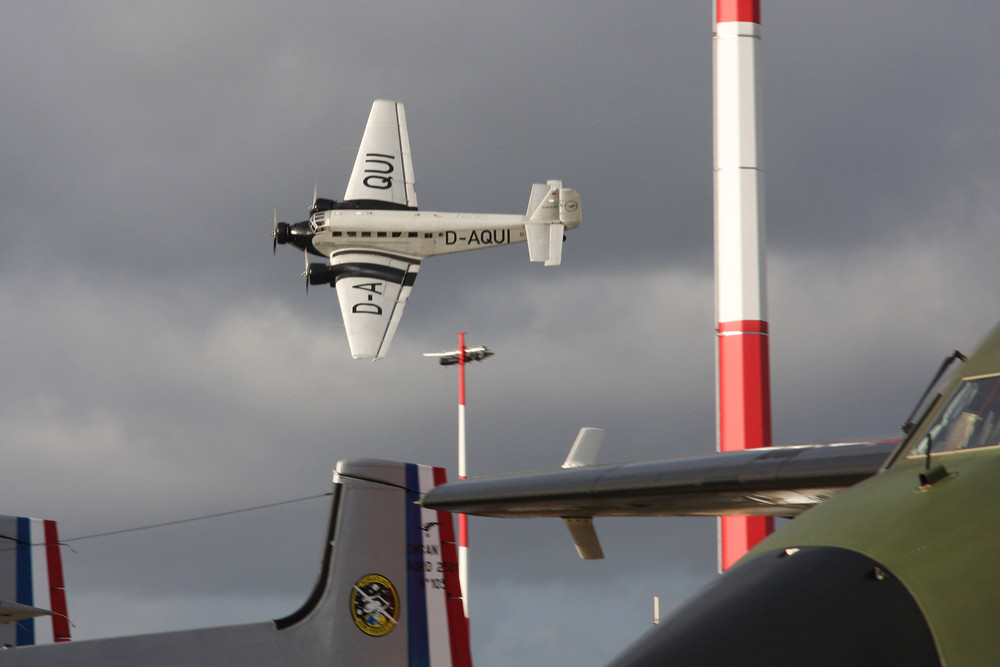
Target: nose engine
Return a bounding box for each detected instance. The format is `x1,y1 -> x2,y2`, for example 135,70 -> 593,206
272,212 -> 312,254
274,221 -> 291,246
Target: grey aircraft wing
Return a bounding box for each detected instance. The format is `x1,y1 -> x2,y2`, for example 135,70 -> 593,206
421,437 -> 897,559
422,439 -> 897,518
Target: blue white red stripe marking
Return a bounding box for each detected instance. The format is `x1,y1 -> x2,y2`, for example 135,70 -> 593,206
404,463 -> 471,667
16,518 -> 34,646
13,517 -> 70,645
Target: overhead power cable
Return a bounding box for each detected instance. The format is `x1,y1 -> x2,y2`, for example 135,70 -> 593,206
0,492 -> 332,552
63,492 -> 332,544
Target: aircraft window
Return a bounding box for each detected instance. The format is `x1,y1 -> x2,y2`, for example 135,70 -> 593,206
361,232 -> 371,238
347,232 -> 357,237
910,374 -> 1000,455
377,232 -> 387,238
424,233 -> 432,239
408,232 -> 418,238
392,232 -> 402,238
332,232 -> 342,237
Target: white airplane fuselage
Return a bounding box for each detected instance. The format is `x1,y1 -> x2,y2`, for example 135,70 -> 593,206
303,209 -> 568,260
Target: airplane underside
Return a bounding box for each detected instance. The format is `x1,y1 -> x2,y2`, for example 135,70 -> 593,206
608,546 -> 939,666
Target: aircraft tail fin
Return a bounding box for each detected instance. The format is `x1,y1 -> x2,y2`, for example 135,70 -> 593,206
525,181 -> 581,266
276,459 -> 471,666
0,516 -> 71,646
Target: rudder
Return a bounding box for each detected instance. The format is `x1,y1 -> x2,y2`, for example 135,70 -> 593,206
275,459 -> 471,666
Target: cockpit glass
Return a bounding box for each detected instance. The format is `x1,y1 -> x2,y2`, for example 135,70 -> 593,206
909,373 -> 1000,456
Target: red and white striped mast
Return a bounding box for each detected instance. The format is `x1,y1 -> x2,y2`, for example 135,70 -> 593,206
714,0 -> 774,571
456,331 -> 469,616
426,333 -> 494,617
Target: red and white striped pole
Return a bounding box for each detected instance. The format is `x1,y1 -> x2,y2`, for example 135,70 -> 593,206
714,0 -> 774,571
456,332 -> 469,617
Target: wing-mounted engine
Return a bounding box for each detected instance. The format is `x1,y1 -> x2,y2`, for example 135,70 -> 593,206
524,180 -> 582,266
304,261 -> 338,289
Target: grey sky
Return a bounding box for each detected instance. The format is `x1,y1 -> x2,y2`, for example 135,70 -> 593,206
2,1 -> 1000,664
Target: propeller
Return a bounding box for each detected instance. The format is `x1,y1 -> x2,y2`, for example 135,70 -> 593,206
302,249 -> 310,295
311,183 -> 318,212
271,210 -> 294,251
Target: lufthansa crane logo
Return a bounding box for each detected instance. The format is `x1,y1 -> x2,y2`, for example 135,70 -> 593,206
351,573 -> 399,636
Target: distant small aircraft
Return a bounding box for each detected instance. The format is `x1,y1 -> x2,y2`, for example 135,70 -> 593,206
273,99 -> 581,360
423,345 -> 493,366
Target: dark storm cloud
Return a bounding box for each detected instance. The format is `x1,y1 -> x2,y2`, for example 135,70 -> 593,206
2,1 -> 1000,665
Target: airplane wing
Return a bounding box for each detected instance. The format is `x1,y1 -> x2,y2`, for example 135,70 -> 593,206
422,439 -> 898,518
332,251 -> 420,360
423,437 -> 897,559
343,99 -> 417,210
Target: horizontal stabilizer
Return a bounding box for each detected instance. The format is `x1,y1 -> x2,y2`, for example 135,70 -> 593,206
525,222 -> 550,263
525,180 -> 577,266
563,518 -> 604,560
546,223 -> 564,266
0,600 -> 54,624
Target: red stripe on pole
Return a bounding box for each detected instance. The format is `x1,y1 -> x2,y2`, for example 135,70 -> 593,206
43,520 -> 71,642
718,320 -> 771,450
718,319 -> 772,570
717,0 -> 760,24
720,515 -> 774,570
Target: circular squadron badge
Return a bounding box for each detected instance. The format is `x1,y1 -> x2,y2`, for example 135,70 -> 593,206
351,573 -> 399,636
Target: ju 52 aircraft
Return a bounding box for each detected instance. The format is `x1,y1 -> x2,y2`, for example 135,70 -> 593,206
423,321 -> 1000,666
272,99 -> 582,360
